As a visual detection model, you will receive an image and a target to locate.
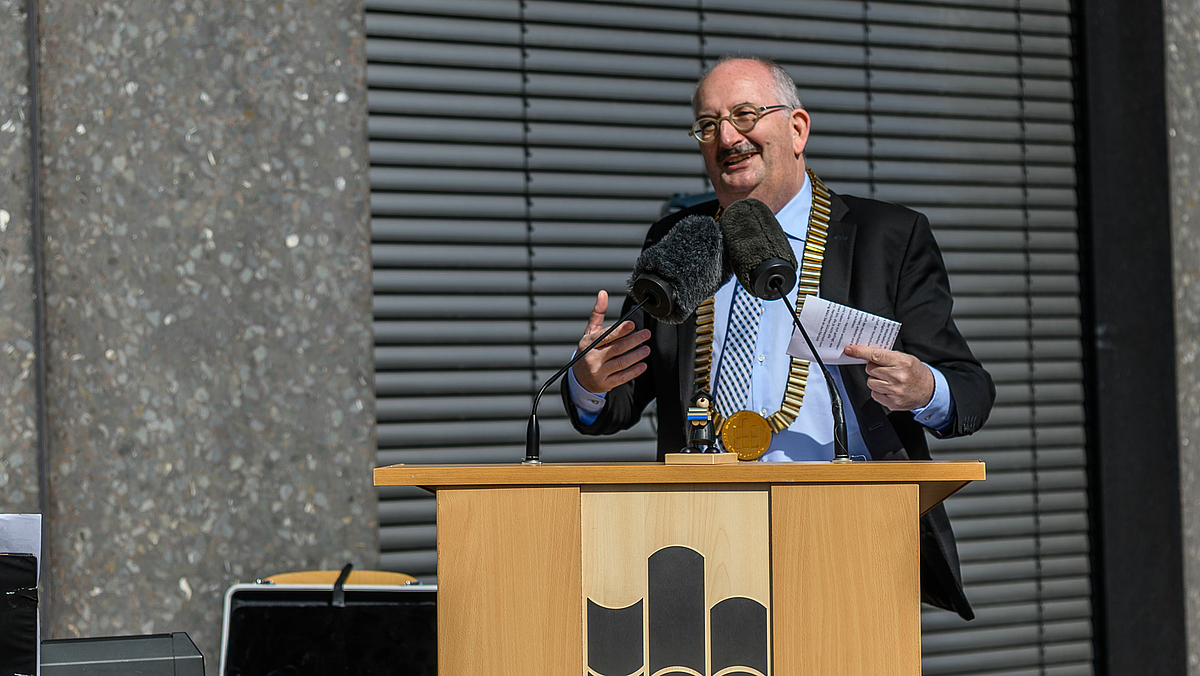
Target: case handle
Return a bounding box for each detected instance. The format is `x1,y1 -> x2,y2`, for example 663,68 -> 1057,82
331,562 -> 353,607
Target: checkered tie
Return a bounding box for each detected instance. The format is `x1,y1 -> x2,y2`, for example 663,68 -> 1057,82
715,285 -> 762,415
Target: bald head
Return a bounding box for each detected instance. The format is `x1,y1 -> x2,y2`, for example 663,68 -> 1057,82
692,57 -> 803,115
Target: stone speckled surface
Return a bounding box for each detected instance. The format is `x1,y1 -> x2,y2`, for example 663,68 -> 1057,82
36,0 -> 376,668
1166,1 -> 1200,671
0,0 -> 40,515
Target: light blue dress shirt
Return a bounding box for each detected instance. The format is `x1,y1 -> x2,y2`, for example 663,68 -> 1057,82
568,176 -> 954,460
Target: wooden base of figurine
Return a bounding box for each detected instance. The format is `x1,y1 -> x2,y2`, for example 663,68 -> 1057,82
664,452 -> 739,465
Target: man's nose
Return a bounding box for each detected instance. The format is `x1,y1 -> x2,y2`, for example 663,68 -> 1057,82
717,117 -> 744,147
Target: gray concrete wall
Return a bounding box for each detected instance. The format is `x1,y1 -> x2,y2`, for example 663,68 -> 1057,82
0,0 -> 378,669
0,0 -> 40,515
1166,0 -> 1200,671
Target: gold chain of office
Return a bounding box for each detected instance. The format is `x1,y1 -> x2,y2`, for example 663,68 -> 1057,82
696,168 -> 831,437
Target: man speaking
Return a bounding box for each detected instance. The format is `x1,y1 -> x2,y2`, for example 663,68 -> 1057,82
561,56 -> 994,619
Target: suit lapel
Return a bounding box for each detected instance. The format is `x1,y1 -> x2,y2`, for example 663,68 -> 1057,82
820,190 -> 853,306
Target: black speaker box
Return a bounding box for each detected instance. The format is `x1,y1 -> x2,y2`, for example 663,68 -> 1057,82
220,582 -> 436,676
41,632 -> 204,675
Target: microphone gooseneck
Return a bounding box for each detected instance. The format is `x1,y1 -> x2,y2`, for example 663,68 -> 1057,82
722,197 -> 852,463
770,278 -> 851,462
524,297 -> 651,465
525,211 -> 731,464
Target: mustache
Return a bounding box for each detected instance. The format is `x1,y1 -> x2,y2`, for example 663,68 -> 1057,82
716,142 -> 760,163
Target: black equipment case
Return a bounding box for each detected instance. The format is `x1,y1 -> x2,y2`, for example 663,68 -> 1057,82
219,581 -> 437,676
0,553 -> 37,676
41,633 -> 204,675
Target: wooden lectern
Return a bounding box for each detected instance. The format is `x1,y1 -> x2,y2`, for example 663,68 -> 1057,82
374,460 -> 984,676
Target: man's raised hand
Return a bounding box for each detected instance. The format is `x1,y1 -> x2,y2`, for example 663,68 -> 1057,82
571,290 -> 651,394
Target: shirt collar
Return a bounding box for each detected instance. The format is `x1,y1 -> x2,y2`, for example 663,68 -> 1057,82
772,173 -> 813,240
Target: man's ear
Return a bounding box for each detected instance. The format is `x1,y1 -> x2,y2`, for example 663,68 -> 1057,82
791,108 -> 811,157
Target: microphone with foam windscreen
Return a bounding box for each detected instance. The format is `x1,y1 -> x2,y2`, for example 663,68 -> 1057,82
719,198 -> 797,300
628,214 -> 730,323
720,198 -> 851,462
523,213 -> 730,464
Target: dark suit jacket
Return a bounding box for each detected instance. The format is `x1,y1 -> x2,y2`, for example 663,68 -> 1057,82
562,191 -> 995,620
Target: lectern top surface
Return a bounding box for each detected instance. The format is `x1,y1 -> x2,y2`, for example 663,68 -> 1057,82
375,460 -> 982,486
373,460 -> 984,515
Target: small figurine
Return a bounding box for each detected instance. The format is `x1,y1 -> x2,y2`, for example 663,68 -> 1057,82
683,389 -> 716,453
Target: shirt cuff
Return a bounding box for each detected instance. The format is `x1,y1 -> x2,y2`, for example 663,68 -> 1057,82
567,365 -> 608,426
911,363 -> 955,432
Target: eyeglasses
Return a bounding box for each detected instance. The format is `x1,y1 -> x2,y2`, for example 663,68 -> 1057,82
689,104 -> 791,143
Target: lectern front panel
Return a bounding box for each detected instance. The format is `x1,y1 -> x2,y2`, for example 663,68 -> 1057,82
437,486 -> 582,675
581,485 -> 770,676
771,483 -> 921,676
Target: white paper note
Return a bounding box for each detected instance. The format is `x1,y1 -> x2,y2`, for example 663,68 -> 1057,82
786,296 -> 901,364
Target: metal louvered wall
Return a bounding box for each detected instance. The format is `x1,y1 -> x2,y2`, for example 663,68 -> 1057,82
366,1 -> 1089,673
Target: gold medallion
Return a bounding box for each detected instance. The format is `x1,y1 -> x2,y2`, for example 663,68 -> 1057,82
720,411 -> 773,461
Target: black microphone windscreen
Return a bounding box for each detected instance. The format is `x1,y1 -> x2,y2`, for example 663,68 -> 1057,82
628,214 -> 729,324
720,198 -> 798,298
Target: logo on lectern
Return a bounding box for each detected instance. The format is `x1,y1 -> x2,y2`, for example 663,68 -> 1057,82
586,546 -> 768,676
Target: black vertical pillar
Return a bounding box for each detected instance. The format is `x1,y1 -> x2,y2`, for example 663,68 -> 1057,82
648,546 -> 706,674
586,600 -> 644,676
1078,1 -> 1186,673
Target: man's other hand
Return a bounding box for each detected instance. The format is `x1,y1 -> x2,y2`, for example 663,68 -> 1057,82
572,290 -> 651,394
843,345 -> 935,411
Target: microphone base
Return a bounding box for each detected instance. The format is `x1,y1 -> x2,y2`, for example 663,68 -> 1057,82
521,458 -> 544,465
829,456 -> 855,464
